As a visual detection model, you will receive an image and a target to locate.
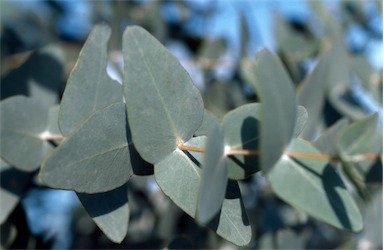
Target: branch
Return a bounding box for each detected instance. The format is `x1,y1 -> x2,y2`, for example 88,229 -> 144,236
178,144 -> 379,162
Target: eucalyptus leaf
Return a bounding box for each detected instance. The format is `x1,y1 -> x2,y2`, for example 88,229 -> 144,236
154,137 -> 251,246
293,106 -> 308,138
0,96 -> 52,171
59,24 -> 122,137
223,103 -> 306,180
77,184 -> 129,243
194,110 -> 220,137
197,125 -> 228,224
297,51 -> 331,140
40,103 -> 133,193
314,118 -> 349,155
47,105 -> 61,135
123,26 -> 204,164
223,103 -> 261,180
336,113 -> 381,201
267,138 -> 363,231
275,14 -> 318,61
336,113 -> 381,160
242,49 -> 296,173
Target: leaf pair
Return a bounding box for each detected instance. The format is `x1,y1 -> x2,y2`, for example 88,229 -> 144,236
123,27 -> 251,246
39,25 -> 132,243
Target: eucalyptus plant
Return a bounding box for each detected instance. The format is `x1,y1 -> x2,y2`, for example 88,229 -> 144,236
1,24 -> 381,247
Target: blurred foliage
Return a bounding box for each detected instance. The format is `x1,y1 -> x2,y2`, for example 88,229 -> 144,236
0,0 -> 382,249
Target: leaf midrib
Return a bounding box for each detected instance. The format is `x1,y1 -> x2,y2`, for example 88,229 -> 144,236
62,144 -> 131,169
132,34 -> 180,142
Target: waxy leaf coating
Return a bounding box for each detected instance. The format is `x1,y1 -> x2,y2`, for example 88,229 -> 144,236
0,96 -> 52,171
268,139 -> 363,232
77,184 -> 129,243
242,49 -> 296,173
197,125 -> 228,224
59,24 -> 122,137
123,26 -> 204,164
41,103 -> 133,193
154,137 -> 251,246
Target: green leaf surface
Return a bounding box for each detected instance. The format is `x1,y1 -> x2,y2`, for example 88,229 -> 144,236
40,103 -> 133,193
59,24 -> 122,137
223,103 -> 261,179
194,110 -> 220,137
336,113 -> 381,159
336,113 -> 381,201
1,45 -> 64,107
197,125 -> 228,224
242,49 -> 296,173
313,118 -> 349,155
297,51 -> 331,140
223,103 -> 306,180
267,138 -> 363,231
275,14 -> 318,61
123,26 -> 204,164
154,137 -> 251,246
293,106 -> 308,138
0,96 -> 52,171
77,184 -> 129,243
47,105 -> 61,135
0,160 -> 32,224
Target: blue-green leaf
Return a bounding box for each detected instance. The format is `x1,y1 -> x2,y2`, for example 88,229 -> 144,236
268,139 -> 363,231
77,184 -> 129,243
242,49 -> 296,173
59,24 -> 122,137
0,96 -> 52,171
123,26 -> 204,164
154,137 -> 251,246
40,103 -> 133,193
197,125 -> 227,224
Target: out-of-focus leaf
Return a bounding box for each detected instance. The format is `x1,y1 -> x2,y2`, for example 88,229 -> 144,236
1,45 -> 64,107
197,38 -> 227,68
351,56 -> 382,103
259,229 -> 305,249
268,138 -> 363,232
40,103 -> 133,193
297,51 -> 331,140
0,160 -> 31,224
0,96 -> 52,171
241,49 -> 296,173
59,24 -> 122,137
223,104 -> 307,180
197,125 -> 227,224
314,118 -> 349,155
336,113 -> 381,201
336,113 -> 381,167
239,13 -> 249,60
194,110 -> 220,137
275,14 -> 318,61
154,137 -> 251,246
223,103 -> 260,180
328,83 -> 370,120
123,26 -> 204,164
77,184 -> 129,243
203,80 -> 246,117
